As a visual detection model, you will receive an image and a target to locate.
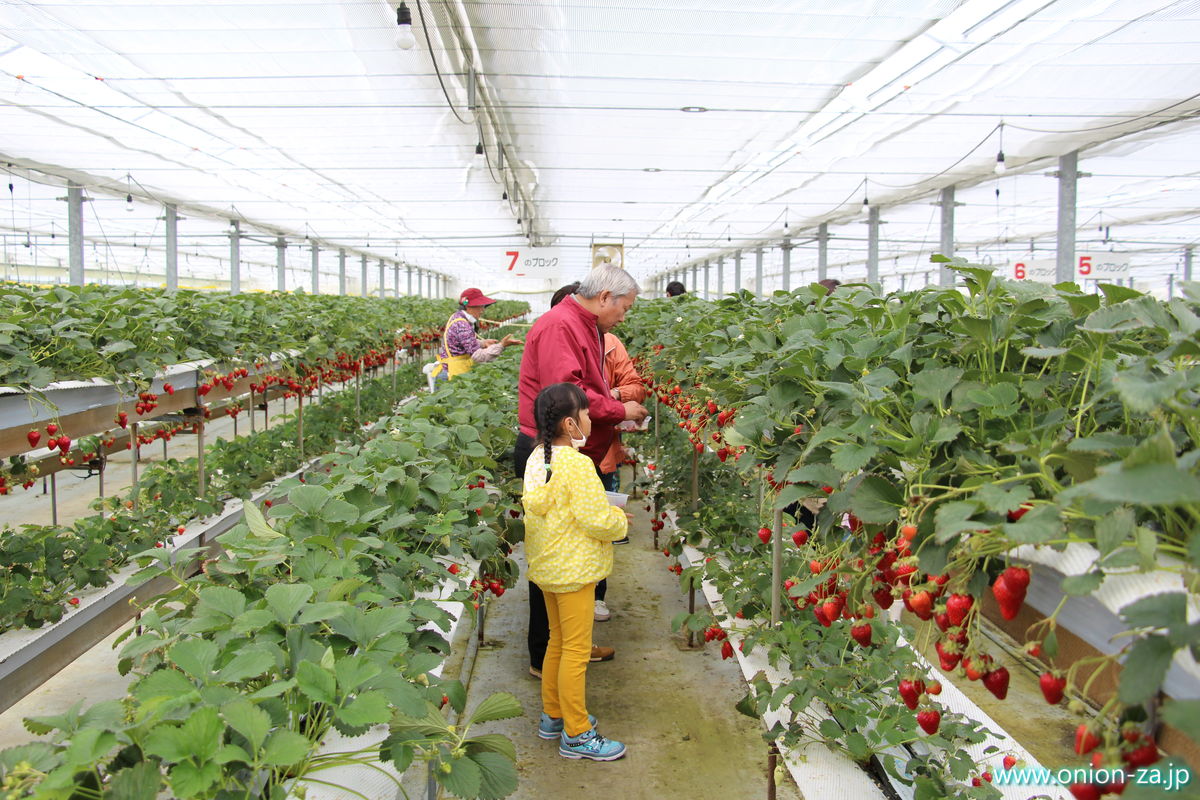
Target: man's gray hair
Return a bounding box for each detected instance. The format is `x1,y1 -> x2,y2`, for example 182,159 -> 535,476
576,263 -> 640,299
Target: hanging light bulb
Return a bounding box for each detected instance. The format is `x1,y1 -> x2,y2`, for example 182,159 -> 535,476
475,142 -> 484,156
994,150 -> 1006,175
126,193 -> 134,211
395,2 -> 416,50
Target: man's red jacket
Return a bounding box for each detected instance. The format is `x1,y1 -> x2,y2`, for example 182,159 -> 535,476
518,295 -> 627,467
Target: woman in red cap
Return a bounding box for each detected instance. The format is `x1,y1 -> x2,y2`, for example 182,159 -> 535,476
434,288 -> 522,381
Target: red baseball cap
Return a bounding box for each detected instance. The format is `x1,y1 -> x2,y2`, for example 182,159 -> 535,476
460,288 -> 496,307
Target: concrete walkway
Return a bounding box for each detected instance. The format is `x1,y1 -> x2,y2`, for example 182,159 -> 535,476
465,506 -> 802,800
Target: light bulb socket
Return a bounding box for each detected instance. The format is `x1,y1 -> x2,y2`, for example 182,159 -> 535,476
502,190 -> 508,200
994,150 -> 1006,175
475,142 -> 484,156
396,2 -> 412,26
126,193 -> 132,203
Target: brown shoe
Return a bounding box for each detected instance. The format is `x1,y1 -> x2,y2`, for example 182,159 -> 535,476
590,645 -> 615,662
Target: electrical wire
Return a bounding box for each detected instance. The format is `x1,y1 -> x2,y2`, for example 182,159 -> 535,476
415,0 -> 472,126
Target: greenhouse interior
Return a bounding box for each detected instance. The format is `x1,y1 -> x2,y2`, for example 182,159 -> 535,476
0,1 -> 1198,799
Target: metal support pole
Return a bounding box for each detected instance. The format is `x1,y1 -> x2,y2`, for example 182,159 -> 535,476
754,247 -> 764,296
817,223 -> 829,282
97,457 -> 105,500
734,250 -> 742,293
703,260 -> 710,299
1185,246 -> 1194,282
1056,150 -> 1079,285
1168,273 -> 1174,299
407,264 -> 414,296
938,186 -> 956,285
129,421 -> 139,511
165,204 -> 178,290
770,506 -> 783,626
716,256 -> 724,298
297,392 -> 304,459
338,249 -> 347,295
310,244 -> 319,294
67,183 -> 84,286
686,573 -> 696,648
781,237 -> 792,292
196,417 -> 205,497
866,206 -> 880,284
361,254 -> 369,297
276,236 -> 286,291
229,220 -> 241,294
379,259 -> 386,297
767,744 -> 780,800
50,473 -> 58,526
394,263 -> 400,298
427,270 -> 433,298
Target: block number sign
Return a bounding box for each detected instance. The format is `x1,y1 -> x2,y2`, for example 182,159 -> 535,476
1012,253 -> 1130,282
502,247 -> 563,277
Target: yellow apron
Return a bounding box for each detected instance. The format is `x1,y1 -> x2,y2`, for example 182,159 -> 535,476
432,316 -> 475,380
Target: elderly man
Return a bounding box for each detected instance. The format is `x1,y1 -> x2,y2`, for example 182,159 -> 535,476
516,263 -> 648,678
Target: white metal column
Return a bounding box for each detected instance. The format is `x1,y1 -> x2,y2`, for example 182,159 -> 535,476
310,243 -> 319,294
165,204 -> 178,290
66,183 -> 84,285
1056,151 -> 1079,285
754,247 -> 763,296
379,259 -> 386,297
867,206 -> 880,284
781,237 -> 792,292
716,256 -> 724,298
407,264 -> 414,296
360,254 -> 368,297
229,220 -> 241,294
703,260 -> 710,299
938,186 -> 956,285
276,237 -> 286,291
817,223 -> 829,282
338,249 -> 347,295
393,263 -> 400,298
1186,246 -> 1194,282
733,251 -> 742,293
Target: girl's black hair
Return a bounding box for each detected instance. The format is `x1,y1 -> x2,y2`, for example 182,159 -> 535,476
534,382 -> 589,478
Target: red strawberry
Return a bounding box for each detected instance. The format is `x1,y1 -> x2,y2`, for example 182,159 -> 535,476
963,654 -> 992,681
1006,503 -> 1032,522
757,527 -> 772,544
1122,734 -> 1160,769
490,582 -> 506,597
1074,724 -> 1101,755
721,640 -> 734,660
983,666 -> 1009,700
1039,672 -> 1066,705
899,523 -> 918,541
916,709 -> 941,735
26,430 -> 40,448
793,424 -> 804,435
992,568 -> 1030,620
945,593 -> 974,627
263,499 -> 273,507
792,529 -> 809,547
163,382 -> 175,395
925,681 -> 941,695
1026,641 -> 1043,658
46,422 -> 58,436
908,590 -> 933,620
935,641 -> 961,671
934,611 -> 951,632
68,597 -> 79,606
898,679 -> 923,710
57,435 -> 71,452
1002,755 -> 1017,770
1068,783 -> 1101,800
822,597 -> 843,623
821,485 -> 834,494
850,623 -> 872,647
873,587 -> 894,610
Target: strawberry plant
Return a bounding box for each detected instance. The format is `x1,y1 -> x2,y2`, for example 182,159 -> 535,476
0,355 -> 528,799
623,265 -> 1200,797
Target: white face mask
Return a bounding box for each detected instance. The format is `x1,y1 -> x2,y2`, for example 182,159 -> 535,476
567,418 -> 587,449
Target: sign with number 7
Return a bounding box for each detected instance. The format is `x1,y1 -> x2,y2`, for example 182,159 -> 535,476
506,251 -> 519,271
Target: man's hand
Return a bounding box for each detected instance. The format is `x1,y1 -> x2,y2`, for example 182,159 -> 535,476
622,401 -> 649,421
500,334 -> 523,347
479,338 -> 497,347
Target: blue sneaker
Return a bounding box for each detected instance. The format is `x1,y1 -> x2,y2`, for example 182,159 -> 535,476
538,712 -> 597,740
558,727 -> 627,761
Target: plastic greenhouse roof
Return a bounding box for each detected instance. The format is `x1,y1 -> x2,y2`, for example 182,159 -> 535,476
0,0 -> 1198,296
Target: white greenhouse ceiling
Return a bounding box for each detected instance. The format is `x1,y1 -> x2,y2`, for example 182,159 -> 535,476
0,0 -> 1198,295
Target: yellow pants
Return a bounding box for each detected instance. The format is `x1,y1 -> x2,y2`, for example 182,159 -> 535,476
541,583 -> 596,737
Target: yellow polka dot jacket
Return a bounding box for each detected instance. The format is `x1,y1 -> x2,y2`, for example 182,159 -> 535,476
522,444 -> 628,593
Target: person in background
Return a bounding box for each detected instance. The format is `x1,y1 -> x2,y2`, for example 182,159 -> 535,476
818,278 -> 841,294
665,280 -> 686,297
523,382 -> 629,761
433,288 -> 521,381
516,264 -> 648,677
549,281 -> 647,620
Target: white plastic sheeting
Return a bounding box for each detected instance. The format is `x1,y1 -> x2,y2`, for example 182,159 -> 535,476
0,0 -> 1197,292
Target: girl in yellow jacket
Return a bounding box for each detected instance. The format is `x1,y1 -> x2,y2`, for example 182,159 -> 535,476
522,382 -> 629,761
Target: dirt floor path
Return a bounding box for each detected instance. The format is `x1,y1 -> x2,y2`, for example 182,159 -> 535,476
464,504 -> 803,800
